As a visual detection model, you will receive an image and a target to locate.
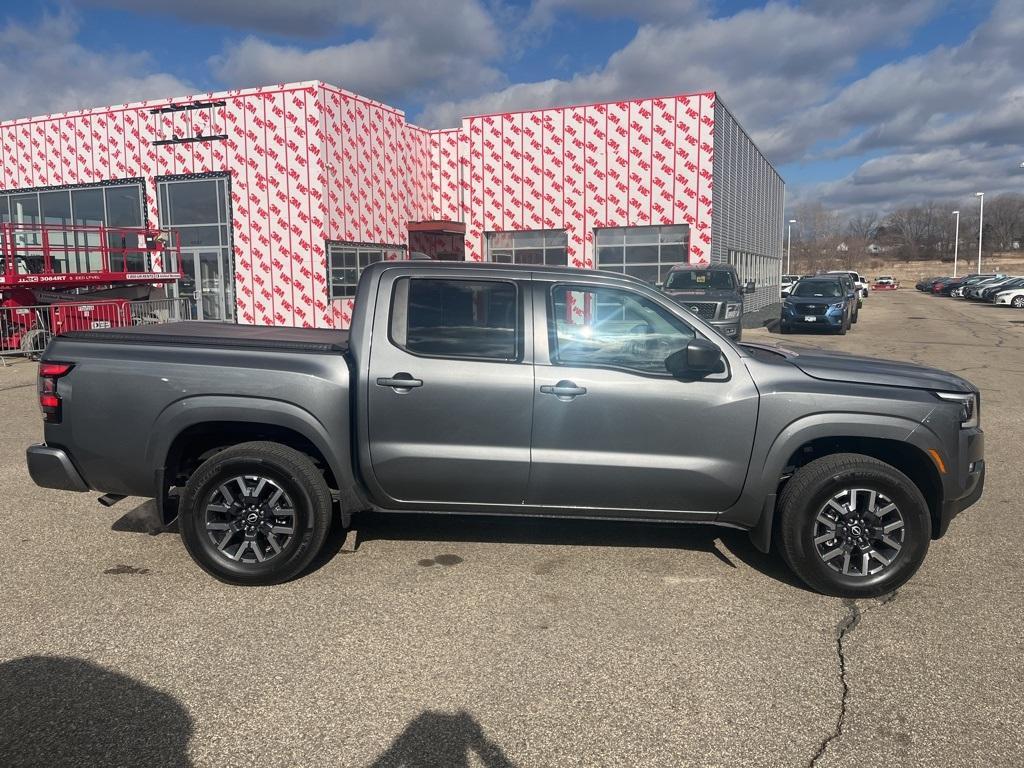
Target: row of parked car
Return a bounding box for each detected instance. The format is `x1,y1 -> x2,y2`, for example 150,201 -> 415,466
915,273 -> 1024,308
777,271 -> 870,335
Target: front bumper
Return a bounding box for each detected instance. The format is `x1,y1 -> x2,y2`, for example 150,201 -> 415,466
26,444 -> 89,492
936,428 -> 985,536
781,306 -> 845,328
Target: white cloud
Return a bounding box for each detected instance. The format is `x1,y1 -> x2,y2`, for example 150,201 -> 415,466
420,0 -> 937,131
418,0 -> 1024,213
0,11 -> 190,120
787,0 -> 1024,209
208,0 -> 504,105
80,0 -> 372,37
524,0 -> 706,27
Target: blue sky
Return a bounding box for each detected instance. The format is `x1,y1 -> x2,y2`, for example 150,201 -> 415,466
0,1 -> 1021,213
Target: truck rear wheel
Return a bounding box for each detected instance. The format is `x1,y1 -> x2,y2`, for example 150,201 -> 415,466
179,441 -> 332,585
776,453 -> 931,597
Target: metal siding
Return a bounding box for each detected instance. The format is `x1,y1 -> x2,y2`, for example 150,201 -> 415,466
711,98 -> 785,313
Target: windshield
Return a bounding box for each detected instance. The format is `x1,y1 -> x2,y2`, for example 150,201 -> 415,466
664,269 -> 736,291
791,280 -> 843,298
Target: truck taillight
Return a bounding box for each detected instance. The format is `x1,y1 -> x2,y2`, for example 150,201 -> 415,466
38,361 -> 74,423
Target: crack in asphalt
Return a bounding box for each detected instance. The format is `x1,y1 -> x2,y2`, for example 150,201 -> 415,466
809,591 -> 898,767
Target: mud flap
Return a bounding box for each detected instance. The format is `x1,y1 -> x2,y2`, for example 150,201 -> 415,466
749,493 -> 776,553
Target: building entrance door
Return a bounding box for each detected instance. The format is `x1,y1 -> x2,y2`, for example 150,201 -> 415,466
158,176 -> 234,321
177,249 -> 233,320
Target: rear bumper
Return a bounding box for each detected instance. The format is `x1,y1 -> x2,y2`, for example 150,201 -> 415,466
26,444 -> 89,492
936,428 -> 985,537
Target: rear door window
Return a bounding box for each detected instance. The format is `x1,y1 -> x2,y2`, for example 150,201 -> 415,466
390,278 -> 520,361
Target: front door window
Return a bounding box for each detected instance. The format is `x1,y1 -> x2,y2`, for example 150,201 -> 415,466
549,284 -> 695,375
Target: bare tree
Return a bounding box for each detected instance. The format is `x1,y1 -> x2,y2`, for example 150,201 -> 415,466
845,212 -> 878,241
885,201 -> 945,260
982,194 -> 1024,252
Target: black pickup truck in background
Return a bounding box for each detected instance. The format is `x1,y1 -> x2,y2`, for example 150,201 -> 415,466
27,261 -> 984,596
661,263 -> 753,340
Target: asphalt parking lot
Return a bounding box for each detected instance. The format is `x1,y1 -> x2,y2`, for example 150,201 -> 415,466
1,290 -> 1022,768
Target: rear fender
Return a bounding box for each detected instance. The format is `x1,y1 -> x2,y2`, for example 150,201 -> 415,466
146,396 -> 358,508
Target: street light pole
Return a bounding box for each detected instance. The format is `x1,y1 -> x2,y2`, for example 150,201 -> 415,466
787,219 -> 796,274
975,192 -> 984,273
952,210 -> 960,278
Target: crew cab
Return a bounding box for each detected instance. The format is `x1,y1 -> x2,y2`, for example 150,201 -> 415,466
26,262 -> 985,597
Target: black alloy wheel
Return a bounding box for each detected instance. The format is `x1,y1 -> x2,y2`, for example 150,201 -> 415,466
179,441 -> 333,585
776,453 -> 931,597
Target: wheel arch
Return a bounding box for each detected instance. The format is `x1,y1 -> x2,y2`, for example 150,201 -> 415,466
745,414 -> 944,551
147,396 -> 360,523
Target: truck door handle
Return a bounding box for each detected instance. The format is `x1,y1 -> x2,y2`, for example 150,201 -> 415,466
540,380 -> 587,400
377,373 -> 423,390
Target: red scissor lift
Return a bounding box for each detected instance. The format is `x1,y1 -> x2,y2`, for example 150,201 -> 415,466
0,222 -> 183,355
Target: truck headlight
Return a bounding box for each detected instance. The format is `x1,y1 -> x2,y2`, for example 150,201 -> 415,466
936,391 -> 979,429
828,302 -> 845,311
724,302 -> 742,320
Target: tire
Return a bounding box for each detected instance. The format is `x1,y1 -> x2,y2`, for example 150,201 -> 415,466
1012,296 -> 1024,309
179,441 -> 333,585
776,453 -> 931,597
780,322 -> 790,334
852,307 -> 859,323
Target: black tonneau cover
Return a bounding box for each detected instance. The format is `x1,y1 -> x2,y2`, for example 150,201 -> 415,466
61,321 -> 350,354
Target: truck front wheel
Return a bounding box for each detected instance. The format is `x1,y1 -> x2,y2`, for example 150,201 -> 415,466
776,453 -> 931,597
179,441 -> 333,585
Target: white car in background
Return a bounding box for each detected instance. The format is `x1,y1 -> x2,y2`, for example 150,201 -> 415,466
780,274 -> 800,297
994,286 -> 1024,309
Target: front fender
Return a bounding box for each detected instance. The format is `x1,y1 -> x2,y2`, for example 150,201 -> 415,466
722,412 -> 941,545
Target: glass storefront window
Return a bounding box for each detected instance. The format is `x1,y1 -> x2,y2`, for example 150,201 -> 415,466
485,229 -> 568,266
327,243 -> 406,299
0,183 -> 143,274
595,224 -> 690,286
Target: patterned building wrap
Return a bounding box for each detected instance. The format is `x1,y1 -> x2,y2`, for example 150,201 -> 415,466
456,93 -> 715,267
0,83 -> 780,329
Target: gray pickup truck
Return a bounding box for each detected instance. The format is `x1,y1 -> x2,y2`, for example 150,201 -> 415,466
27,261 -> 984,596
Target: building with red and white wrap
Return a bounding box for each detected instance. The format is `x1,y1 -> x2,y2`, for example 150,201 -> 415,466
0,80 -> 783,328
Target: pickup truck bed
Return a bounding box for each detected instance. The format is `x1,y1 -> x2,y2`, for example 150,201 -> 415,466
63,322 -> 350,354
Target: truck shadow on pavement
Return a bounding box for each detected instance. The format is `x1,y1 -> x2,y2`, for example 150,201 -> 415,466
0,656 -> 194,768
314,511 -> 808,592
109,500 -> 807,591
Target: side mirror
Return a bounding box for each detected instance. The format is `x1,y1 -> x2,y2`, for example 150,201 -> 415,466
744,281 -> 756,294
666,339 -> 726,380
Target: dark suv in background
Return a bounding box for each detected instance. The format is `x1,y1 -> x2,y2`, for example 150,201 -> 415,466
661,263 -> 753,340
781,276 -> 855,334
